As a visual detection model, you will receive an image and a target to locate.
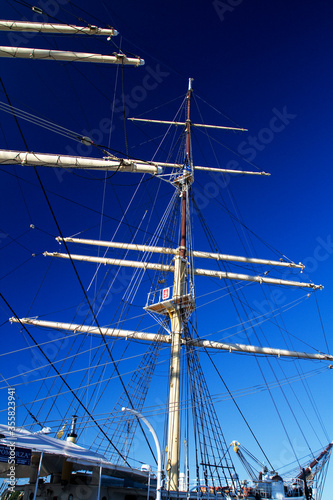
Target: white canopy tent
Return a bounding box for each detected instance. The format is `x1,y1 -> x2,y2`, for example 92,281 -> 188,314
0,424 -> 149,482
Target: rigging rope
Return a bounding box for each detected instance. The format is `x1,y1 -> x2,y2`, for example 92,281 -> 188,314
1,74 -> 159,464
314,293 -> 330,354
1,292 -> 130,462
203,347 -> 274,470
192,195 -> 306,469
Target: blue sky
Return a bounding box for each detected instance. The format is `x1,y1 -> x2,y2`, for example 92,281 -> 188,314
0,0 -> 333,497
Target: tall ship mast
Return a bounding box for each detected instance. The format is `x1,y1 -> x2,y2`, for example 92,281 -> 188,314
0,7 -> 332,500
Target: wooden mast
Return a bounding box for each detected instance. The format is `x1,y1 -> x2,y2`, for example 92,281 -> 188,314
166,78 -> 193,491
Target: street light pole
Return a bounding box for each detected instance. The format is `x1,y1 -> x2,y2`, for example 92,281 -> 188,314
121,407 -> 162,500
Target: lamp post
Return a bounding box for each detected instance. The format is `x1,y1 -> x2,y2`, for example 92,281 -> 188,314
121,407 -> 162,500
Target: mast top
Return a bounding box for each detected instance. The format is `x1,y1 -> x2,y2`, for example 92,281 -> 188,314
188,77 -> 194,91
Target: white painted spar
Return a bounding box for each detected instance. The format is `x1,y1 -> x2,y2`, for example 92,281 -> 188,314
9,318 -> 333,361
43,251 -> 322,289
0,46 -> 144,66
56,237 -> 304,269
128,117 -> 247,131
0,150 -> 161,174
0,21 -> 118,36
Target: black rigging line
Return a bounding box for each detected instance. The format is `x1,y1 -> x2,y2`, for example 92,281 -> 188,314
0,292 -> 129,463
256,283 -> 328,449
57,0 -> 139,58
0,168 -> 175,248
191,185 -> 322,351
0,96 -> 161,182
191,194 -> 304,469
0,372 -> 43,429
32,281 -> 111,429
9,0 -> 33,8
121,62 -> 129,158
224,215 -> 323,460
201,150 -> 329,448
18,260 -> 75,430
185,334 -> 240,490
194,93 -> 246,132
192,164 -> 298,265
24,331 -> 81,430
0,227 -> 33,254
55,267 -> 140,437
0,256 -> 36,282
314,293 -> 330,354
192,326 -> 274,471
0,78 -> 33,221
1,75 -> 157,465
9,0 -> 118,49
44,330 -> 114,439
192,94 -> 259,171
132,95 -> 184,119
33,158 -> 157,464
33,225 -> 59,239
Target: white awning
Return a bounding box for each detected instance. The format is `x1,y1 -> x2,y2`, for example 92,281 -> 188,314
0,425 -> 149,481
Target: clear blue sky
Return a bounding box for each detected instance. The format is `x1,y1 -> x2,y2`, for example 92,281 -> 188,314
0,0 -> 332,497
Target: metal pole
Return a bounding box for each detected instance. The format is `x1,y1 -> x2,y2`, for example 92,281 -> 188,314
32,452 -> 43,500
147,469 -> 151,500
96,465 -> 102,500
122,408 -> 162,500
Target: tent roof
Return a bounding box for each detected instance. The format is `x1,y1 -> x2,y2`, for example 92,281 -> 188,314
0,425 -> 149,481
